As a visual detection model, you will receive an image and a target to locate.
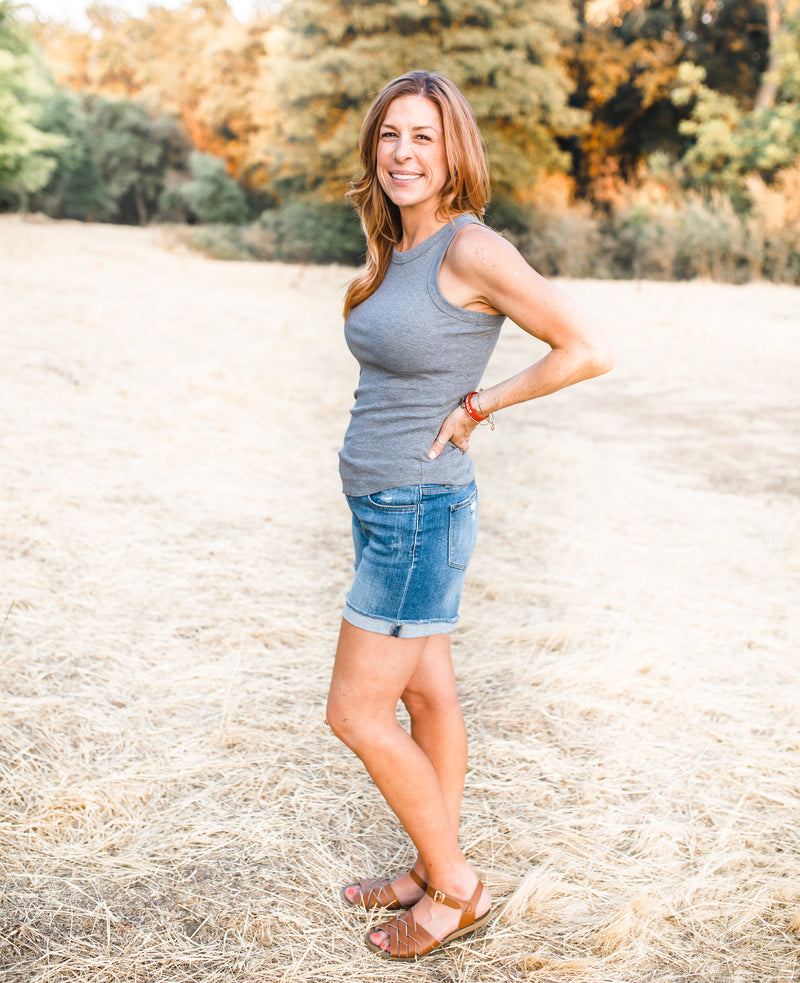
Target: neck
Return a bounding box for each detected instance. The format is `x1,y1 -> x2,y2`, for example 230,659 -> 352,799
395,206 -> 449,252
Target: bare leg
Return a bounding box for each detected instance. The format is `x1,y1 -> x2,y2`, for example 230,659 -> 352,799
395,633 -> 467,894
404,632 -> 467,834
342,632 -> 467,906
327,620 -> 489,951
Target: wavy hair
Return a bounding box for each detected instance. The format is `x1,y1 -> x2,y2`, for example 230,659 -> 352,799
343,71 -> 490,318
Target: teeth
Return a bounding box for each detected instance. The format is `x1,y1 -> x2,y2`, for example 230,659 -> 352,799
391,173 -> 421,182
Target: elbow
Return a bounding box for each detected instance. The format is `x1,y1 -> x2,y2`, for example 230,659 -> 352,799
595,340 -> 615,376
584,338 -> 614,379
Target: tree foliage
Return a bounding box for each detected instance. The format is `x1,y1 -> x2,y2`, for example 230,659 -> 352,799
568,0 -> 771,191
31,91 -> 194,224
5,0 -> 798,267
39,0 -> 276,183
0,1 -> 64,204
180,151 -> 248,223
84,97 -> 192,224
34,87 -> 113,218
267,0 -> 585,197
672,1 -> 800,193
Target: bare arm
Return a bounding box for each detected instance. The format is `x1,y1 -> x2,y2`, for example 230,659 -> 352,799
428,224 -> 613,458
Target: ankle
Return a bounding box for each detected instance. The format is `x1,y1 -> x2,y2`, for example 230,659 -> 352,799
424,864 -> 479,903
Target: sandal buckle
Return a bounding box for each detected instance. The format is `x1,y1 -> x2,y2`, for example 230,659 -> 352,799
432,889 -> 446,905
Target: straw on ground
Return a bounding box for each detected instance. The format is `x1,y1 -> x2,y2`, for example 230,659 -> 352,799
1,215 -> 798,982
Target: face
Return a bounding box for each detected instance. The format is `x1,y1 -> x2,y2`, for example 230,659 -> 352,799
376,94 -> 449,217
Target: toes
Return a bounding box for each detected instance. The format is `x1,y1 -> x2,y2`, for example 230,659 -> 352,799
369,929 -> 389,951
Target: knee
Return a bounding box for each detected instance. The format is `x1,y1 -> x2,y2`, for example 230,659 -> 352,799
326,694 -> 396,758
326,693 -> 366,750
326,694 -> 350,743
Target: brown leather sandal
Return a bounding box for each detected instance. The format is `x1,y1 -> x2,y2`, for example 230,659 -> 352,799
364,878 -> 491,960
340,867 -> 427,911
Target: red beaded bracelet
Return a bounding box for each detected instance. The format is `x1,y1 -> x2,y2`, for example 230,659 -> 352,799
461,391 -> 495,430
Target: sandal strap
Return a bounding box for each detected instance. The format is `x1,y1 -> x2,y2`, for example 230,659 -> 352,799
425,879 -> 484,930
346,870 -> 427,911
408,868 -> 426,891
382,910 -> 438,958
356,877 -> 400,909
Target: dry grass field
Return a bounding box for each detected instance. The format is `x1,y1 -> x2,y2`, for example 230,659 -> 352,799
1,214 -> 798,982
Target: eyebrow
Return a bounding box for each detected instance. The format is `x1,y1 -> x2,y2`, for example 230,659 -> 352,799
380,123 -> 439,132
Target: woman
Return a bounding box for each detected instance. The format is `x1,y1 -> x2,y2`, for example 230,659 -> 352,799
326,70 -> 613,961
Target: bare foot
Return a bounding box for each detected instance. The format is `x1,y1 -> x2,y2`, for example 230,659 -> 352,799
368,876 -> 491,953
344,868 -> 426,908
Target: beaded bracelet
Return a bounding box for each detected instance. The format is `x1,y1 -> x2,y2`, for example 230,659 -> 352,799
461,390 -> 495,430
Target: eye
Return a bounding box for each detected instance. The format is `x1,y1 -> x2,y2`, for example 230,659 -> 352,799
380,129 -> 397,139
415,134 -> 432,142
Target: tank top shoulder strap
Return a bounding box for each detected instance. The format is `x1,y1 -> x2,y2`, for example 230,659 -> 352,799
430,212 -> 482,265
426,213 -> 502,326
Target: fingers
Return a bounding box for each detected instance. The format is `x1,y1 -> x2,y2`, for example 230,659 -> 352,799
428,433 -> 470,459
428,436 -> 447,460
428,407 -> 477,459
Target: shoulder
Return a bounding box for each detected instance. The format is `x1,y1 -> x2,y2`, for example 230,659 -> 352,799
441,215 -> 564,319
443,219 -> 532,308
446,220 -> 526,282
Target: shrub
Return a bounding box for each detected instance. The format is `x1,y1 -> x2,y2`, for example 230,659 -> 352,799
607,203 -> 680,280
180,152 -> 248,225
176,179 -> 800,285
186,224 -> 253,261
672,193 -> 746,280
253,200 -> 365,265
512,201 -> 605,279
747,169 -> 800,283
176,200 -> 366,265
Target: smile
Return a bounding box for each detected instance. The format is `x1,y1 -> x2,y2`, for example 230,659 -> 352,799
390,173 -> 423,182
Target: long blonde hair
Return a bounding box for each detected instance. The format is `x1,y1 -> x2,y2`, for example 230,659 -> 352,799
343,71 -> 490,318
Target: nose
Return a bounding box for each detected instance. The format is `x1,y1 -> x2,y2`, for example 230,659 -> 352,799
393,134 -> 413,161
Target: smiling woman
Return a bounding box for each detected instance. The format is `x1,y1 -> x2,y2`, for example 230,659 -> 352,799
328,69 -> 613,962
375,97 -> 449,235
345,71 -> 490,315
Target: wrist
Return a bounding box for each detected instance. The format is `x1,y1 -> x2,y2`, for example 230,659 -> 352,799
461,390 -> 495,431
462,391 -> 487,422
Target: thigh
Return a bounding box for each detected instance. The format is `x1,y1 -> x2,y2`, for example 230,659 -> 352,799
327,619 -> 429,723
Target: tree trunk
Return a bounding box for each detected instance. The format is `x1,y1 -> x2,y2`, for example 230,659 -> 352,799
755,0 -> 782,110
133,181 -> 148,226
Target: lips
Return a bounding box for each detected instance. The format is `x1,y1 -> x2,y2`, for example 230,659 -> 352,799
390,172 -> 423,182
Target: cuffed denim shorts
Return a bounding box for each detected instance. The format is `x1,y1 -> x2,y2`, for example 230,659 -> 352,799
343,481 -> 479,638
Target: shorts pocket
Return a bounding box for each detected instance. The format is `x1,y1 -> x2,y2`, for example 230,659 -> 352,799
448,487 -> 478,569
366,486 -> 420,512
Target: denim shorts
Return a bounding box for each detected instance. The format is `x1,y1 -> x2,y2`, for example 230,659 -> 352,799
343,481 -> 479,638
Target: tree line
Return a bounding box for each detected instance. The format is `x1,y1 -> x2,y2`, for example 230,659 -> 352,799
3,0 -> 800,280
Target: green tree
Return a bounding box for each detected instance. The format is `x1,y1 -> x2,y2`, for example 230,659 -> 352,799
0,1 -> 64,206
567,0 -> 771,194
672,1 -> 800,194
35,88 -> 114,219
38,0 -> 275,184
86,96 -> 191,224
266,0 -> 585,198
180,150 -> 248,222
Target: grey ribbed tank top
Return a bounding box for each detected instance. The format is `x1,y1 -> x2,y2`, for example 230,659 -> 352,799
339,213 -> 505,497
